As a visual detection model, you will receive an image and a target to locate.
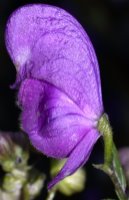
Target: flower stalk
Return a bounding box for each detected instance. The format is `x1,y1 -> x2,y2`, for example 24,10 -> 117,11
96,114 -> 128,200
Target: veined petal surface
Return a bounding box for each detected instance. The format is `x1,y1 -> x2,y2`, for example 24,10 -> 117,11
5,4 -> 103,118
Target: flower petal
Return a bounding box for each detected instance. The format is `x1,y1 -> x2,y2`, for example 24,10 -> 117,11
19,78 -> 95,158
48,128 -> 100,189
5,4 -> 103,118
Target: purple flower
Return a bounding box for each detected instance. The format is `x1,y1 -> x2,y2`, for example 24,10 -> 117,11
5,4 -> 103,189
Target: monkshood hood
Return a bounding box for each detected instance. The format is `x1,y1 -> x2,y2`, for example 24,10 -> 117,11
5,4 -> 103,189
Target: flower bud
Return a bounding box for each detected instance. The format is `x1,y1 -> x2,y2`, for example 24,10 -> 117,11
51,160 -> 86,196
3,172 -> 26,193
0,132 -> 29,172
23,170 -> 45,199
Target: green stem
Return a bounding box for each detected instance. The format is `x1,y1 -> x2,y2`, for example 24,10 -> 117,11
97,113 -> 128,200
101,163 -> 127,200
97,113 -> 113,166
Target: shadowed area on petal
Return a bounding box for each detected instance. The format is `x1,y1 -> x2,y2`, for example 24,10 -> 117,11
5,4 -> 103,118
18,79 -> 94,158
48,129 -> 100,189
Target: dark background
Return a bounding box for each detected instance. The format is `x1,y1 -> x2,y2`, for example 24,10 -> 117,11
1,0 -> 129,199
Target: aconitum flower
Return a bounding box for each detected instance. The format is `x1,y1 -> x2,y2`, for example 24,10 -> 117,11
5,4 -> 103,189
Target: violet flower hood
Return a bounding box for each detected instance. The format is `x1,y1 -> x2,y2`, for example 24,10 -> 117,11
5,4 -> 103,189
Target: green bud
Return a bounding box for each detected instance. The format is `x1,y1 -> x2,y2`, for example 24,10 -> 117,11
3,172 -> 26,192
58,168 -> 86,196
0,132 -> 29,172
23,169 -> 45,200
1,145 -> 29,172
25,175 -> 45,199
2,160 -> 15,172
51,160 -> 86,196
